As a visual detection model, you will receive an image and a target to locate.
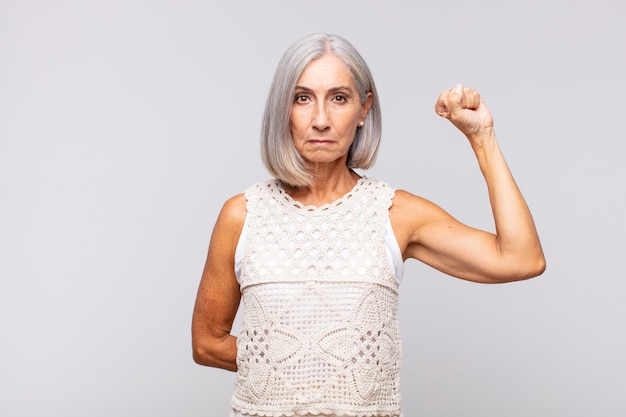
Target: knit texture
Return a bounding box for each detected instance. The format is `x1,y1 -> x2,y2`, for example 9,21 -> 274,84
231,178 -> 402,417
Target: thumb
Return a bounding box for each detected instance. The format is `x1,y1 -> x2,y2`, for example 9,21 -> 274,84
435,84 -> 464,119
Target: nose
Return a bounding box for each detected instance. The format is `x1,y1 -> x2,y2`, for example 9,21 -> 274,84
312,102 -> 330,130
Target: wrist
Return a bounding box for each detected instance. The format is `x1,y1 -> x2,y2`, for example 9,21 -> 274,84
467,127 -> 497,150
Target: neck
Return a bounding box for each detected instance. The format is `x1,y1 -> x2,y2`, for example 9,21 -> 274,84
285,162 -> 360,207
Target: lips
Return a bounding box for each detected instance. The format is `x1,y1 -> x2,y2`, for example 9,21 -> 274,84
308,139 -> 333,144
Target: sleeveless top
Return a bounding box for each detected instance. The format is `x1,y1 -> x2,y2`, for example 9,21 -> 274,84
231,178 -> 403,417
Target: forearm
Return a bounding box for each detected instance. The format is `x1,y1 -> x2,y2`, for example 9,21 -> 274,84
469,129 -> 545,277
192,333 -> 238,372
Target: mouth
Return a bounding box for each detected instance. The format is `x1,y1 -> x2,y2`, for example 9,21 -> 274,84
308,139 -> 334,144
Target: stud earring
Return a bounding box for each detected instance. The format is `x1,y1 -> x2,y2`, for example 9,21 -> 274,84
358,121 -> 364,127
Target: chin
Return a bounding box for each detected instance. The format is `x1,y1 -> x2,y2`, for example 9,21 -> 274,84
303,155 -> 345,165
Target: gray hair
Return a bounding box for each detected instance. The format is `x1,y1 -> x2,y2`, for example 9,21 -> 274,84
261,33 -> 382,187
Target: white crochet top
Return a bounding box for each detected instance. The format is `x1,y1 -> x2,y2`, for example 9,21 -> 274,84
231,178 -> 403,417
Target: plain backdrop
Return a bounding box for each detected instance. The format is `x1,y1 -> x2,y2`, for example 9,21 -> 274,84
1,1 -> 625,416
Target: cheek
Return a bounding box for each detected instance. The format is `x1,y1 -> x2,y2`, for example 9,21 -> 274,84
288,117 -> 298,137
289,119 -> 302,137
289,111 -> 307,133
341,112 -> 361,130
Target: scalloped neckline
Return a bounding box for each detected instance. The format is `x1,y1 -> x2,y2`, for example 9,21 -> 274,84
274,176 -> 367,213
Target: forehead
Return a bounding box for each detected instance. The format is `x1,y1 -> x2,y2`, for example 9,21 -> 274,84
296,54 -> 355,88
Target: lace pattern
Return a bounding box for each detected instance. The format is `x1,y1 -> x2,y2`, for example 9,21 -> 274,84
232,178 -> 402,417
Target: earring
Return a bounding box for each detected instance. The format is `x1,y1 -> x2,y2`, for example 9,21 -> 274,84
358,121 -> 364,127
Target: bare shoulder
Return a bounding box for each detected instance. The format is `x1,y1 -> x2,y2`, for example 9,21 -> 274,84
391,189 -> 426,207
209,193 -> 247,252
219,193 -> 247,226
389,189 -> 458,256
390,189 -> 447,221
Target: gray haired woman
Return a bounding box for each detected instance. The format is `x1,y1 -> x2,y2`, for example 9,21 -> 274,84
192,33 -> 545,417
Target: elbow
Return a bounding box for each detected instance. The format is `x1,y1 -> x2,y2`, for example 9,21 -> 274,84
524,250 -> 547,279
192,345 -> 209,366
533,255 -> 547,277
498,253 -> 546,283
192,342 -> 211,366
191,333 -> 215,366
191,337 -> 238,372
192,342 -> 221,368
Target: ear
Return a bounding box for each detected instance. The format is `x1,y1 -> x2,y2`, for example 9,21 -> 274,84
361,91 -> 373,121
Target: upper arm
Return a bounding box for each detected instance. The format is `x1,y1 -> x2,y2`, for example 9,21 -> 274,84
390,190 -> 527,283
192,194 -> 246,347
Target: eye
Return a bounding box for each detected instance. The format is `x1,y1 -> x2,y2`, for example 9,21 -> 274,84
333,94 -> 347,103
295,94 -> 310,103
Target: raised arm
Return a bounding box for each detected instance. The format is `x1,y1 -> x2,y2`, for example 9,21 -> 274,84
191,194 -> 246,371
393,85 -> 545,283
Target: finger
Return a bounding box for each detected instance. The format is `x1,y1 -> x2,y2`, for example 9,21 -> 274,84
461,87 -> 481,110
450,84 -> 464,109
435,90 -> 452,118
469,89 -> 481,109
441,84 -> 464,115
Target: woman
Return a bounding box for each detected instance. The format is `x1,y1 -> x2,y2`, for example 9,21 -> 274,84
192,33 -> 545,417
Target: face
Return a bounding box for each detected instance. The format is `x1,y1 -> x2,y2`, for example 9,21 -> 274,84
290,54 -> 372,165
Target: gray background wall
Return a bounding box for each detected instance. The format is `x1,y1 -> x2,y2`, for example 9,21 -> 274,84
1,1 -> 624,416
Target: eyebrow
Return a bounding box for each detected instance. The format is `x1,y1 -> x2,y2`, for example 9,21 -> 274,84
294,85 -> 354,94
